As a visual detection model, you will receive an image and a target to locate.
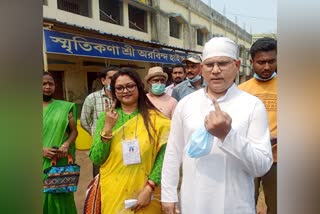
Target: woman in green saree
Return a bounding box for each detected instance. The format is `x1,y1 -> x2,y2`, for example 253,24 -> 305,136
89,68 -> 171,213
42,72 -> 78,214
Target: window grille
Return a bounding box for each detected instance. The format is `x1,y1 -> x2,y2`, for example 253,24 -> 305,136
99,0 -> 122,25
128,5 -> 147,32
169,17 -> 180,39
197,30 -> 204,46
57,0 -> 90,17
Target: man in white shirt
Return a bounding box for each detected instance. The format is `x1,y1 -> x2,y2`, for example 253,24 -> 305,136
161,37 -> 273,214
165,64 -> 186,96
145,66 -> 177,119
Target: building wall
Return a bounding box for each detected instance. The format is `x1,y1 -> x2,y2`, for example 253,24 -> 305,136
44,0 -> 152,41
43,0 -> 253,105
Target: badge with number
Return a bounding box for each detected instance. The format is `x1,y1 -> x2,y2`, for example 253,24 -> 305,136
122,139 -> 141,165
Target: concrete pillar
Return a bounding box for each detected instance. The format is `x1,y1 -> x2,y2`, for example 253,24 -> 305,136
91,0 -> 99,21
123,0 -> 129,28
47,0 -> 57,8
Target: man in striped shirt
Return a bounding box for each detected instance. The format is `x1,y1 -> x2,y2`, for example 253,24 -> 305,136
80,67 -> 119,177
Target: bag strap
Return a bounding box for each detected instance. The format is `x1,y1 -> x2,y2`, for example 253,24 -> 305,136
50,154 -> 74,166
51,157 -> 57,166
67,154 -> 74,164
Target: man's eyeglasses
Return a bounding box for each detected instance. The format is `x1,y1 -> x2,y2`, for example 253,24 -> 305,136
203,60 -> 235,70
114,83 -> 137,93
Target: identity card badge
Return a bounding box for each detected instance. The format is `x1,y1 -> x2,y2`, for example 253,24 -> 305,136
122,139 -> 141,165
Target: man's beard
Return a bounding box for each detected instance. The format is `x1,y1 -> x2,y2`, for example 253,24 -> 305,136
174,78 -> 183,84
43,94 -> 53,102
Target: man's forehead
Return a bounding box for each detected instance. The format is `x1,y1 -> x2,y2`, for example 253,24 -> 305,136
203,56 -> 234,62
186,61 -> 200,66
106,70 -> 117,76
254,50 -> 277,59
150,75 -> 166,80
173,67 -> 184,72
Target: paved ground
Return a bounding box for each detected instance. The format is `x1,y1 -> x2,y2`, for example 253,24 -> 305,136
74,149 -> 92,213
257,188 -> 267,214
74,149 -> 268,214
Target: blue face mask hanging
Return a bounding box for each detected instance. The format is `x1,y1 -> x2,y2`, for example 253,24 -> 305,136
105,85 -> 111,91
151,83 -> 166,95
186,125 -> 214,158
104,84 -> 111,91
186,74 -> 201,83
253,72 -> 277,81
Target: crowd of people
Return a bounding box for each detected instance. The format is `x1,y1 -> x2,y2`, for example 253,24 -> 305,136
43,36 -> 277,214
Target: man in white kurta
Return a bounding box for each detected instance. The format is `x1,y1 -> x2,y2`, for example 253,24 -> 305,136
161,37 -> 273,214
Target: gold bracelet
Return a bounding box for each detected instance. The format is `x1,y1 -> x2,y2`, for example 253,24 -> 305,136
100,131 -> 112,140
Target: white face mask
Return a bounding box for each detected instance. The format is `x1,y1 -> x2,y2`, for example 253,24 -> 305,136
186,74 -> 201,83
105,85 -> 111,91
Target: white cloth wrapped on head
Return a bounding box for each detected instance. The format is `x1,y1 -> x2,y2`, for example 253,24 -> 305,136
202,37 -> 239,61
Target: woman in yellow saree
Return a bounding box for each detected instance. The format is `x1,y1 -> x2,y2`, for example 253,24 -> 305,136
89,68 -> 171,214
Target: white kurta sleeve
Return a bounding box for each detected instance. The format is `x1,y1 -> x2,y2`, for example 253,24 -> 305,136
161,105 -> 185,202
218,100 -> 273,177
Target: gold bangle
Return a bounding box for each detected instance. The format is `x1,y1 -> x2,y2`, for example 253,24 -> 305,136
100,131 -> 112,140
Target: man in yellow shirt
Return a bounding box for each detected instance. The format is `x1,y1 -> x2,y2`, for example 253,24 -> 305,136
238,37 -> 277,214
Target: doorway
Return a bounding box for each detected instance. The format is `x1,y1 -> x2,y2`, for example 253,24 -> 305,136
49,70 -> 65,100
87,72 -> 102,94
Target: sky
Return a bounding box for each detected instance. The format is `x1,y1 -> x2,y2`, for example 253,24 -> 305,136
201,0 -> 277,34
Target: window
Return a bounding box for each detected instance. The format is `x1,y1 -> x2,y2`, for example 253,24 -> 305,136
99,0 -> 122,25
169,17 -> 181,39
197,29 -> 204,46
57,0 -> 90,17
128,5 -> 147,32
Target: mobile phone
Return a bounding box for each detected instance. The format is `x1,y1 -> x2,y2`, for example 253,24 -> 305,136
52,146 -> 59,149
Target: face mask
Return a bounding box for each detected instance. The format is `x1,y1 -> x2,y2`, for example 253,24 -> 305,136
151,83 -> 166,95
43,95 -> 53,102
186,74 -> 201,83
105,85 -> 111,91
186,125 -> 213,158
253,72 -> 277,81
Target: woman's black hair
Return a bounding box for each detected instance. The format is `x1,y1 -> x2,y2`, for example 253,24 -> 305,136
110,68 -> 160,143
43,71 -> 54,79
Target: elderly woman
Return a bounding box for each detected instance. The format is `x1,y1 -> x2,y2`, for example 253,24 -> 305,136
88,68 -> 171,213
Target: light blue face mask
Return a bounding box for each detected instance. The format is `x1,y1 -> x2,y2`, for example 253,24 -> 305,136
186,74 -> 201,83
186,125 -> 214,158
253,72 -> 277,81
151,83 -> 166,95
105,85 -> 111,91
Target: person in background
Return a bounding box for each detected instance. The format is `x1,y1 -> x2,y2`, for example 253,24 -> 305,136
171,55 -> 206,101
161,37 -> 273,214
145,66 -> 177,119
80,67 -> 120,177
89,68 -> 171,213
165,64 -> 186,96
238,37 -> 277,214
91,73 -> 103,93
42,72 -> 78,214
